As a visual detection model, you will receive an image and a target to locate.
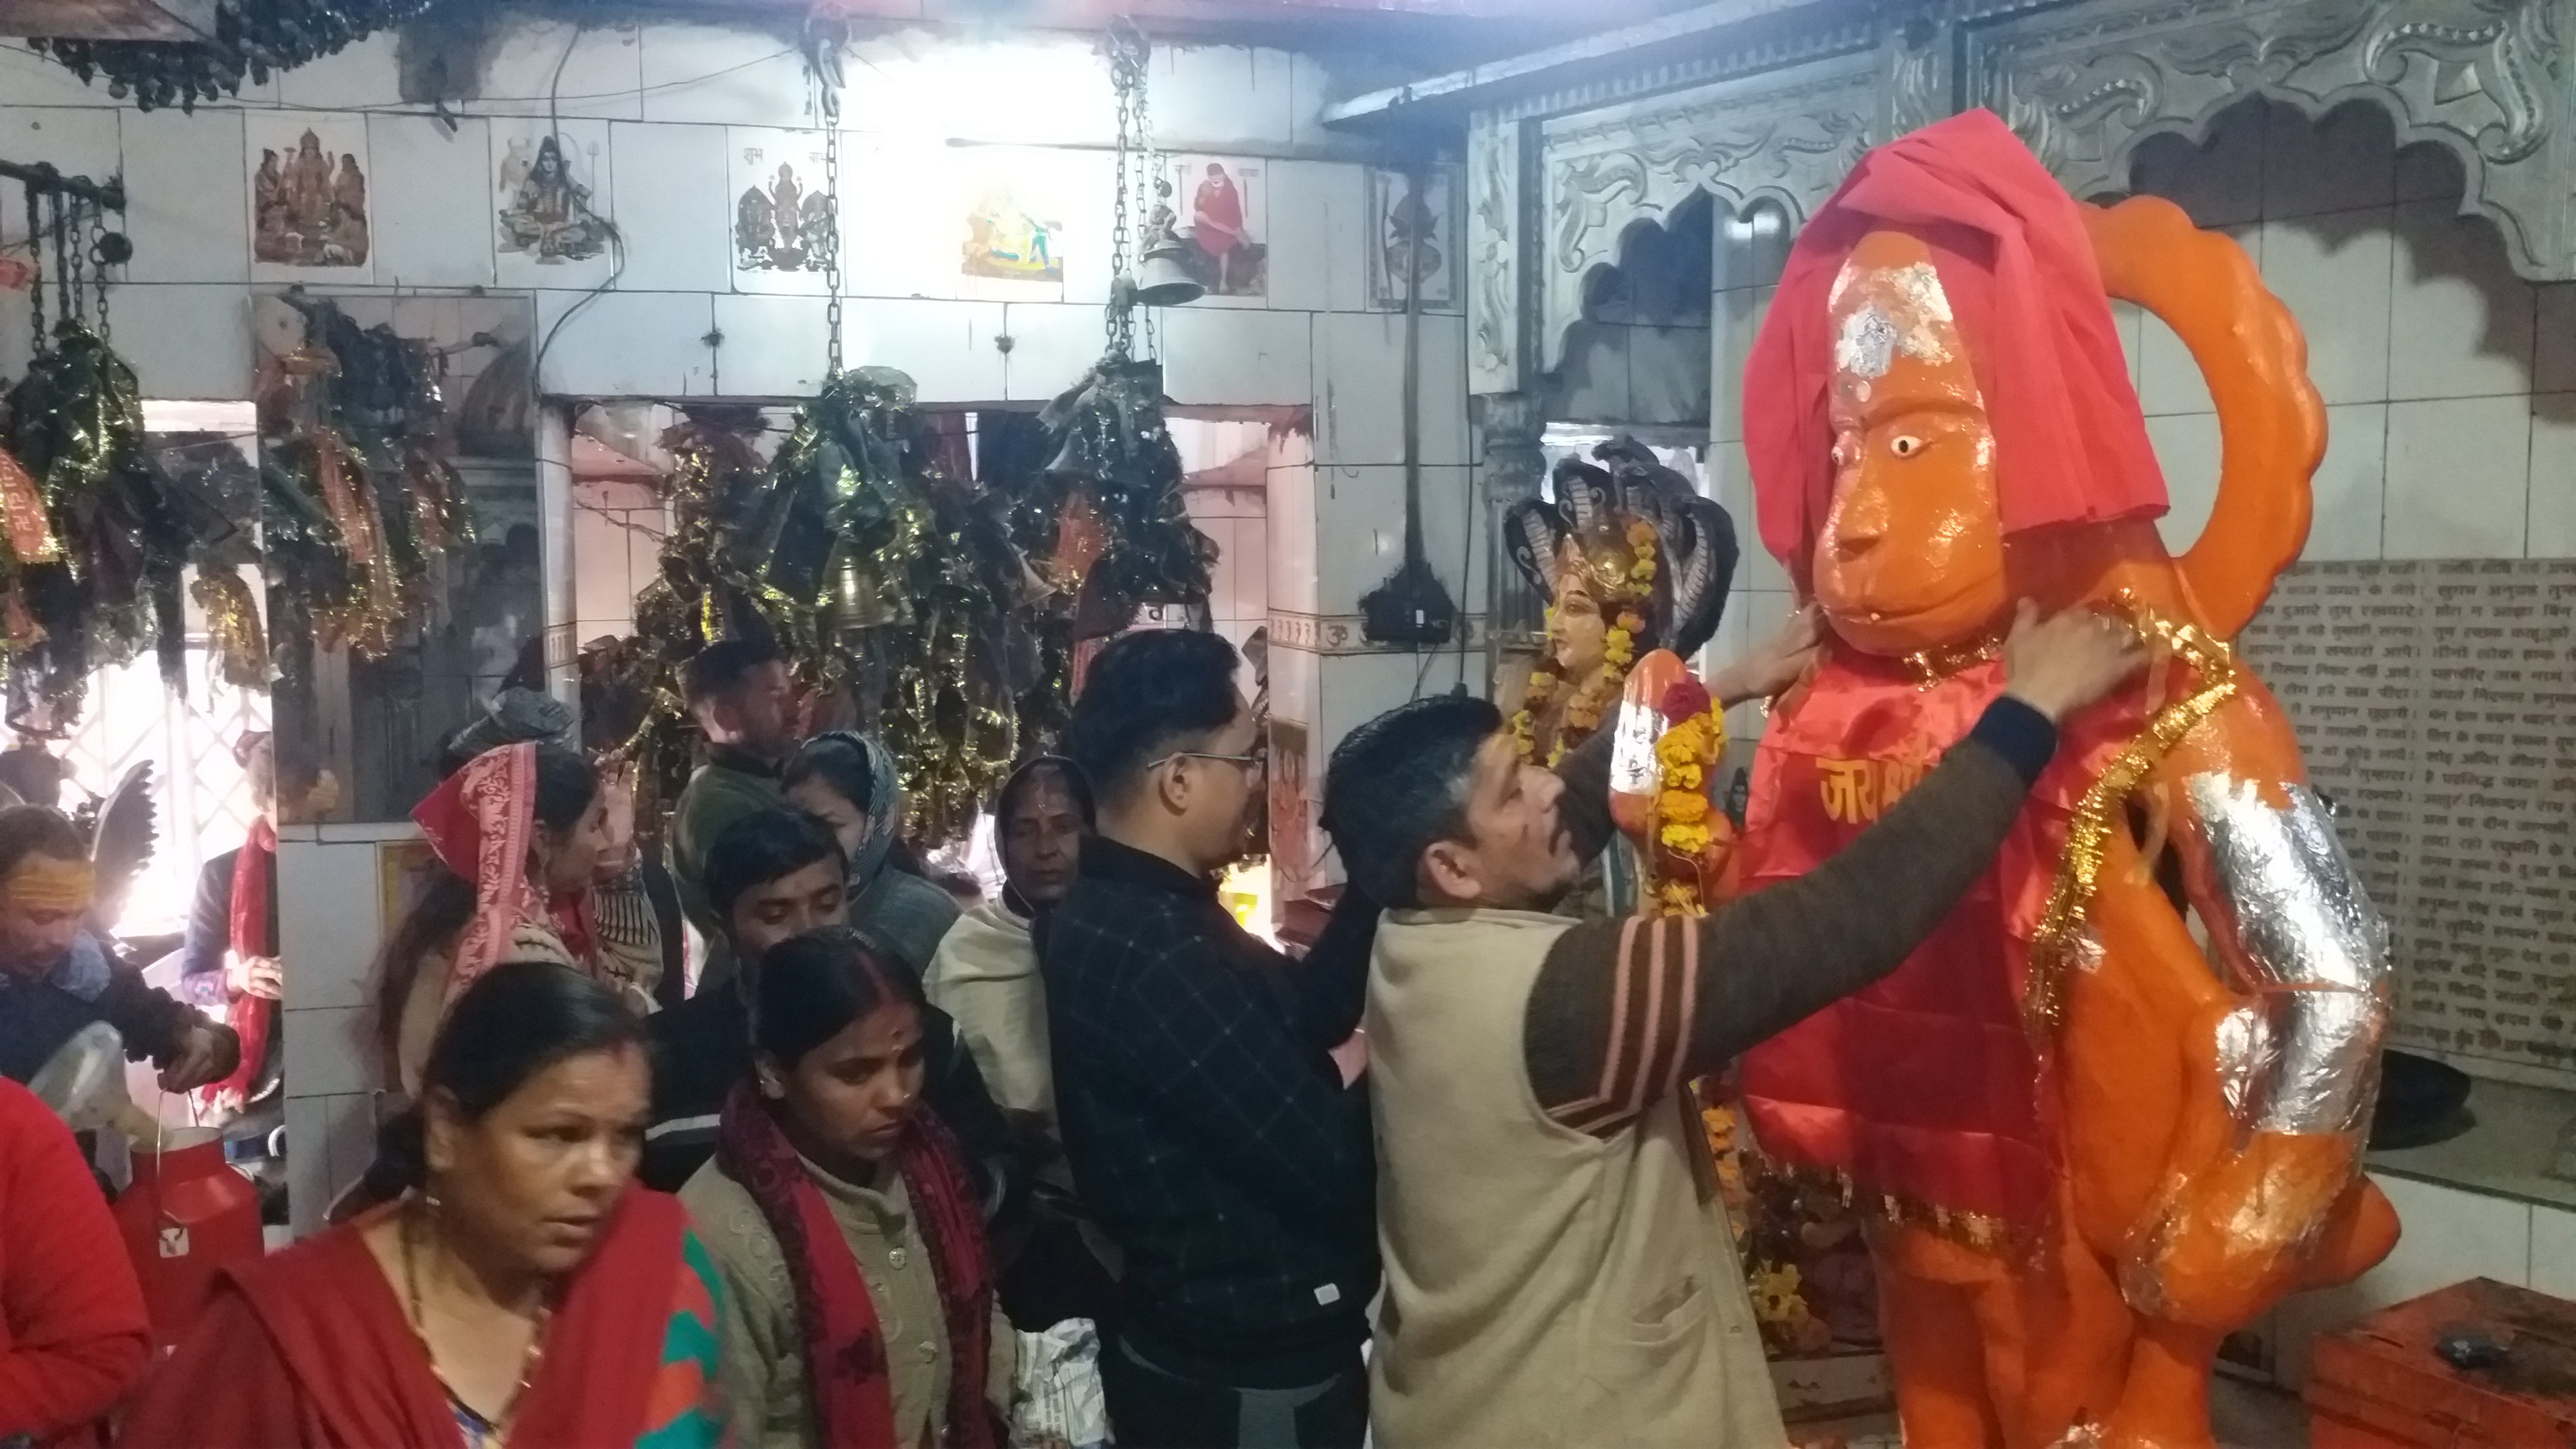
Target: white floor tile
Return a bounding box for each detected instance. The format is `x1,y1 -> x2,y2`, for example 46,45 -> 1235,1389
2149,411 -> 2224,554
2262,207 -> 2394,407
105,285 -> 252,400
2528,403 -> 2576,560
371,114 -> 499,290
638,25 -> 817,129
537,290 -> 715,397
280,1006 -> 375,1100
2382,395 -> 2531,558
2304,404 -> 2389,562
470,20 -> 645,122
278,836 -> 390,1011
2389,198 -> 2540,401
1312,311 -> 1467,466
606,121 -> 732,293
121,109 -> 250,284
1160,306 -> 1314,410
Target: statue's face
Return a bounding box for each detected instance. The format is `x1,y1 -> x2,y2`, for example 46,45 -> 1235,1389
1812,230 -> 2009,656
1550,572 -> 1608,678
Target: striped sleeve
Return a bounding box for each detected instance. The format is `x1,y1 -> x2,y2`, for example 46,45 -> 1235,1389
1522,701 -> 2056,1138
1524,917 -> 1704,1136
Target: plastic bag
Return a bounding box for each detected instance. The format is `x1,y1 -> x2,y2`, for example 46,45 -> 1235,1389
1010,1317 -> 1111,1449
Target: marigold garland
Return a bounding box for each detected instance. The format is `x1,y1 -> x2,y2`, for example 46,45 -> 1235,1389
1647,703 -> 1729,915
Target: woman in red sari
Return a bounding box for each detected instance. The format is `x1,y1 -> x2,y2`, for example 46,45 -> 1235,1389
377,741 -> 657,1098
121,962 -> 727,1448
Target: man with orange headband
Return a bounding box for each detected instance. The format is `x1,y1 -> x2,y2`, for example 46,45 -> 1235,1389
0,806 -> 235,1092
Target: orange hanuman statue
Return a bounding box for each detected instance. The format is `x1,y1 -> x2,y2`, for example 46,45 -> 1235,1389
1721,111 -> 2399,1447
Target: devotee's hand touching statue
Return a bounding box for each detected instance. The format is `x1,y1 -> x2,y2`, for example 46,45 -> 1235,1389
1996,599 -> 2144,723
1710,604 -> 1822,707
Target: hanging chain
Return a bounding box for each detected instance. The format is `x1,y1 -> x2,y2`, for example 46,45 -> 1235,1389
54,195 -> 79,330
1105,21 -> 1145,359
804,20 -> 847,378
89,202 -> 110,342
821,93 -> 844,377
1135,30 -> 1159,363
22,188 -> 44,358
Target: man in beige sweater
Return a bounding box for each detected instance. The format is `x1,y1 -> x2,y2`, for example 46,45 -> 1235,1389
1320,604 -> 2139,1448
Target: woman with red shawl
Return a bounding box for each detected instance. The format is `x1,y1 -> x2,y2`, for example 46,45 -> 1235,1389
0,1076 -> 147,1448
121,962 -> 726,1449
377,741 -> 646,1098
679,928 -> 1011,1449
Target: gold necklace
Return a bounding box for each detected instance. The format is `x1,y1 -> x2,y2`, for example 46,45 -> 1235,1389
401,1201 -> 554,1444
1899,631 -> 2005,688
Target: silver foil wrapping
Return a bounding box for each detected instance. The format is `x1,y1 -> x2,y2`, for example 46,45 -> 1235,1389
2181,774 -> 2392,1137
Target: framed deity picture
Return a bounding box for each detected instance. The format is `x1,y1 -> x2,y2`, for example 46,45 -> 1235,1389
1369,167 -> 1456,310
491,120 -> 615,288
248,113 -> 375,284
727,127 -> 835,294
956,147 -> 1071,301
1159,155 -> 1266,300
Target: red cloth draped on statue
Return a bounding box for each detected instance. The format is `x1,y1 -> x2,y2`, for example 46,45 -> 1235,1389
117,1189 -> 686,1449
1737,655 -> 2141,1223
1734,110 -> 2174,1226
1741,107 -> 2166,584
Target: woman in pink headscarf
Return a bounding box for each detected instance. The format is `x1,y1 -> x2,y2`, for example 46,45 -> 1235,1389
375,742 -> 628,1097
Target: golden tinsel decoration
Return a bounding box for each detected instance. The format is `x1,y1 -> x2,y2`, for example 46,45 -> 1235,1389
190,571 -> 268,690
2022,597 -> 2240,1034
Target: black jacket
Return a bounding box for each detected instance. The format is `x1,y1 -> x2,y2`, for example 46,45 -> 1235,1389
1043,836 -> 1381,1385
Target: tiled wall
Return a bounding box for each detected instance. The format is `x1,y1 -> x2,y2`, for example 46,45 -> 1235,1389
1553,194 -> 1716,429
2121,99 -> 2572,566
1703,202 -> 1797,751
0,28 -> 1444,413
273,821 -> 416,1235
0,21 -> 1480,1219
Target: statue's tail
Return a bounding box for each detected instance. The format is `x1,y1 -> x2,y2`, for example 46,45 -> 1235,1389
2086,197 -> 2323,637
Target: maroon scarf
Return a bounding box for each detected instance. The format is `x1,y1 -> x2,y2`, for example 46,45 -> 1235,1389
715,1079 -> 998,1449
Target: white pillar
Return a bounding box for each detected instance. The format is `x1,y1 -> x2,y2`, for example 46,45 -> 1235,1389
536,402 -> 579,724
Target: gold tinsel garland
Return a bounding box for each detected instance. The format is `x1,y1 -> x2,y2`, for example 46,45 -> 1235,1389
2022,597 -> 2240,1034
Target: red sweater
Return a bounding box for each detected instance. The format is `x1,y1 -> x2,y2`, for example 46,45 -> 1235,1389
0,1078 -> 148,1447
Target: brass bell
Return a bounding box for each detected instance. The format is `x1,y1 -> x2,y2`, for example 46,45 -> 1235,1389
826,544 -> 899,637
1127,236 -> 1206,309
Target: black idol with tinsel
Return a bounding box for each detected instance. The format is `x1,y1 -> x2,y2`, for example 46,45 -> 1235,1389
2,326 -> 209,734
1039,358 -> 1216,641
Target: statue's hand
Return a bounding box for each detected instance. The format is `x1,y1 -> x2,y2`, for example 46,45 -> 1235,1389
2120,1130 -> 2362,1329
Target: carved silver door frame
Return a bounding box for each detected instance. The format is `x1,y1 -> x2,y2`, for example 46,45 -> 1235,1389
1463,0 -> 2574,398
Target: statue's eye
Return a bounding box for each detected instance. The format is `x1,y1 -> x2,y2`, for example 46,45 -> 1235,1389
1890,434 -> 1926,459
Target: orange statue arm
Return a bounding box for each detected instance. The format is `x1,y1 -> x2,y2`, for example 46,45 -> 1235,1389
2080,677 -> 2395,1330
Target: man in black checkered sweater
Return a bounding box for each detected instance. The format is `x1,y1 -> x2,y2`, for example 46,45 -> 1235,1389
1045,629 -> 1382,1449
